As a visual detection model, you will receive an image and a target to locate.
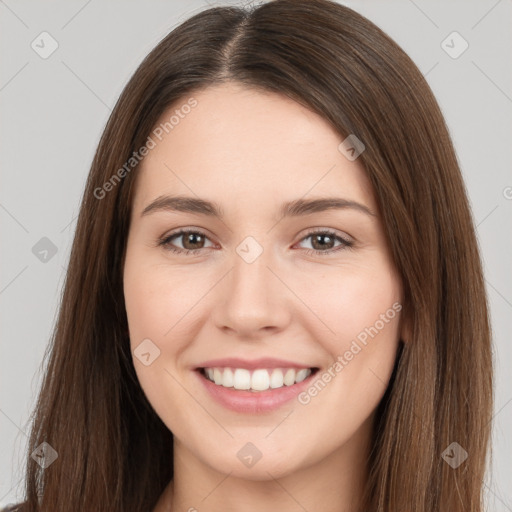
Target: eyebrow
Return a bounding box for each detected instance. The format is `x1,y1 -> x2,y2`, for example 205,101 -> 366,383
141,195 -> 376,219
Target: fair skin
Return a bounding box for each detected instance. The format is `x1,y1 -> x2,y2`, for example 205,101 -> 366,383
123,82 -> 406,512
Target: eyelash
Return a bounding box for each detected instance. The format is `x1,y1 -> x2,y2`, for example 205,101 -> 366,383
157,228 -> 354,257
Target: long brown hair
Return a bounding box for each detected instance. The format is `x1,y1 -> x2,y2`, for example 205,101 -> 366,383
16,1 -> 492,510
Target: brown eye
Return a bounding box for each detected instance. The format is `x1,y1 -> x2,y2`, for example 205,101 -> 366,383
310,233 -> 336,250
297,229 -> 353,256
159,230 -> 214,254
180,232 -> 207,250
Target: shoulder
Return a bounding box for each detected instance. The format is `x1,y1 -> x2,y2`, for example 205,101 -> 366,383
1,504 -> 23,512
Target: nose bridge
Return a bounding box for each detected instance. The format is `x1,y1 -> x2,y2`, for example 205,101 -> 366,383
230,234 -> 274,302
213,234 -> 289,334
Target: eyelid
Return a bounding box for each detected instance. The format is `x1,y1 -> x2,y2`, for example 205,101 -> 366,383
161,226 -> 216,243
158,226 -> 355,256
159,227 -> 217,249
294,226 -> 354,243
161,226 -> 354,243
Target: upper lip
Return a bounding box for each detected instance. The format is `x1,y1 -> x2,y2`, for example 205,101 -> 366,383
196,357 -> 315,370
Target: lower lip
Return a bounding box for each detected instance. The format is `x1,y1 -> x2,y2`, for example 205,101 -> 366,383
195,369 -> 317,413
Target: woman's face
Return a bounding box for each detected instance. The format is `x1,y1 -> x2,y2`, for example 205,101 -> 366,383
123,82 -> 404,479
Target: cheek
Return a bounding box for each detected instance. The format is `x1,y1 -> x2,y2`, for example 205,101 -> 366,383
123,255 -> 200,432
300,258 -> 402,350
123,256 -> 203,349
295,258 -> 402,408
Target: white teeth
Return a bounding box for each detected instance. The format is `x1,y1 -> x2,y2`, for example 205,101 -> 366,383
295,368 -> 309,383
251,369 -> 270,391
283,368 -> 296,386
233,368 -> 251,390
213,368 -> 223,385
222,368 -> 234,388
203,367 -> 312,391
270,369 -> 284,388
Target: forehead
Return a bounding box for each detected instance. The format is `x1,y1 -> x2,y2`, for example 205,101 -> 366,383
132,82 -> 375,215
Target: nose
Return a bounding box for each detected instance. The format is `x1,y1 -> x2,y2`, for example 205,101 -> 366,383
212,243 -> 292,339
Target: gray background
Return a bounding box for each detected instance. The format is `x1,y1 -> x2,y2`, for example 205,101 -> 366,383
1,0 -> 511,509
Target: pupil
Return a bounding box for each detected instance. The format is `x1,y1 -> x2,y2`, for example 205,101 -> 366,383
313,234 -> 333,250
185,233 -> 203,249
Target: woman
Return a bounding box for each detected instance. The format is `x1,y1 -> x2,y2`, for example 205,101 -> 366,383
6,0 -> 492,510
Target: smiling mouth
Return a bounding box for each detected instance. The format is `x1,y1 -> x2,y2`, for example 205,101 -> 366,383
199,367 -> 319,392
